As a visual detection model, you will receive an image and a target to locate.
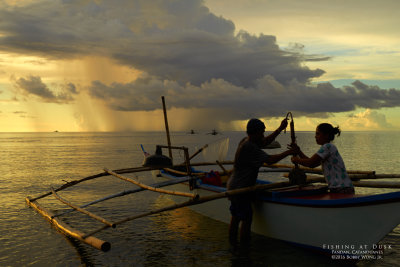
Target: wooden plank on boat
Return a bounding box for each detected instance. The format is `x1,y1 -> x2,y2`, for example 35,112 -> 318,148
104,168 -> 198,199
51,187 -> 116,228
25,197 -> 111,252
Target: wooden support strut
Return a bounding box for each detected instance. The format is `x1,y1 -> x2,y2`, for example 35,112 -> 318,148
53,176 -> 193,218
51,187 -> 116,228
28,166 -> 161,203
82,180 -> 295,238
104,168 -> 198,199
83,177 -> 326,238
25,197 -> 111,252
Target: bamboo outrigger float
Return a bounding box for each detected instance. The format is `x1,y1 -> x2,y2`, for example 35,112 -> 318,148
25,96 -> 400,254
24,161 -> 307,252
25,160 -> 400,252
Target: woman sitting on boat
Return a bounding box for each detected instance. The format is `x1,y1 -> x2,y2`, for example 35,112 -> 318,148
291,123 -> 354,194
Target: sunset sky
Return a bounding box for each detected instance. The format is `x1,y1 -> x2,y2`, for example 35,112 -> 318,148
0,0 -> 399,132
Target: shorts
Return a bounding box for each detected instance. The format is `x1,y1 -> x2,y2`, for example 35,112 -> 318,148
229,199 -> 253,221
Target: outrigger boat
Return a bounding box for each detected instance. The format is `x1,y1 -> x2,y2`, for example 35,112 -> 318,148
158,164 -> 400,255
25,96 -> 400,256
25,159 -> 400,254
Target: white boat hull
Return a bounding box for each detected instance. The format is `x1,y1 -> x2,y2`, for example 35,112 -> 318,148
158,173 -> 400,252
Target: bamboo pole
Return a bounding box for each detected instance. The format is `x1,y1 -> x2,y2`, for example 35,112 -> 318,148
259,168 -> 293,173
51,187 -> 116,228
284,174 -> 400,188
216,160 -> 228,173
162,96 -> 173,161
183,147 -> 192,176
289,173 -> 400,181
179,160 -> 234,167
25,197 -> 111,252
105,168 -> 198,198
350,174 -> 400,180
83,177 -> 326,238
54,176 -> 193,218
185,161 -> 374,175
189,144 -> 208,160
28,166 -> 160,202
29,172 -> 108,202
265,163 -> 376,175
352,181 -> 400,188
163,168 -> 206,176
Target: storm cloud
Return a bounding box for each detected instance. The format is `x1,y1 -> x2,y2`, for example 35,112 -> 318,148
88,76 -> 400,118
14,75 -> 78,103
1,0 -> 400,121
0,0 -> 324,87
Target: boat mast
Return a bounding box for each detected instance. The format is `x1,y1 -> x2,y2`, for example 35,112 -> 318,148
162,96 -> 173,161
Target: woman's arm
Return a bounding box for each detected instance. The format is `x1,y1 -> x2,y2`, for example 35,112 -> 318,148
297,149 -> 308,159
291,153 -> 322,168
289,143 -> 308,159
265,147 -> 297,165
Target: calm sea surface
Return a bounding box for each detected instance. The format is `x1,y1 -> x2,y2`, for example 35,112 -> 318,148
0,131 -> 399,266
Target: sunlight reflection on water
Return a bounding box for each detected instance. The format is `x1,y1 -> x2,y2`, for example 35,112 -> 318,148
0,131 -> 399,266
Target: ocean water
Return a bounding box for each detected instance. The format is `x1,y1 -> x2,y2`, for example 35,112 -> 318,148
0,131 -> 399,266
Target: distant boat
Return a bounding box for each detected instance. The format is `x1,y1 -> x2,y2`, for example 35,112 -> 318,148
188,129 -> 196,134
54,130 -> 59,133
207,129 -> 220,135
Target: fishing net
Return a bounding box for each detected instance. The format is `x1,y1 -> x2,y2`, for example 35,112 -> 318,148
201,137 -> 230,162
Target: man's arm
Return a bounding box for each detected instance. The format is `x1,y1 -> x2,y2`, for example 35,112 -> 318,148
263,118 -> 288,146
265,148 -> 296,165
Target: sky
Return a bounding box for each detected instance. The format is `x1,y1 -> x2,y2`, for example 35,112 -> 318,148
0,0 -> 399,132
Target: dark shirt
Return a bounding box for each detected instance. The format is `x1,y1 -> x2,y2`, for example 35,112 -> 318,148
227,138 -> 270,190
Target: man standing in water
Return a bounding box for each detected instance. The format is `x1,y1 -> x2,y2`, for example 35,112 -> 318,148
227,118 -> 297,248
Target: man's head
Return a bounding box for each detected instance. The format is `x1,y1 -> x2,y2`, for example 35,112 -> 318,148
246,118 -> 265,135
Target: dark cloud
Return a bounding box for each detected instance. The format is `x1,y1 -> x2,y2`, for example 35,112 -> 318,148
1,0 -> 399,122
15,76 -> 57,100
12,110 -> 36,118
0,0 -> 323,87
66,82 -> 79,94
14,76 -> 77,103
89,76 -> 400,118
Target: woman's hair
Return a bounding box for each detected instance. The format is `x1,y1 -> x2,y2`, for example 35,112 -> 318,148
317,123 -> 341,141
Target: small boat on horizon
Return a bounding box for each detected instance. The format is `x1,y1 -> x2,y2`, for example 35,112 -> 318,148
207,129 -> 220,135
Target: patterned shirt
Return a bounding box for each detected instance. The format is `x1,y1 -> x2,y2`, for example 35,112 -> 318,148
317,143 -> 353,189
